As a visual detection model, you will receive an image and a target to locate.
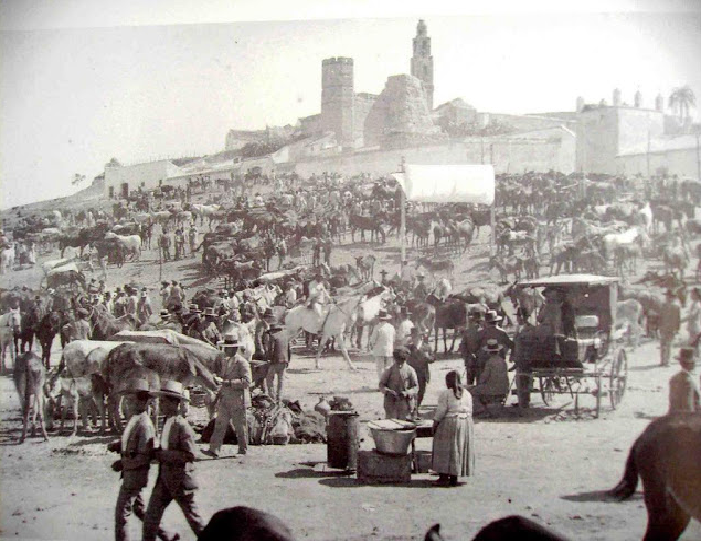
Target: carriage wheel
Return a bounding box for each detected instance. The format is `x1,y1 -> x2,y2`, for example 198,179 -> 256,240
540,376 -> 554,406
609,348 -> 628,410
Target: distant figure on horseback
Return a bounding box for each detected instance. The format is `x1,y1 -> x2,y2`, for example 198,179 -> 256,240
307,272 -> 330,318
433,278 -> 452,302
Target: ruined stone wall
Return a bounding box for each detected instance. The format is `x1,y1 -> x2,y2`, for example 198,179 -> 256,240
364,74 -> 444,149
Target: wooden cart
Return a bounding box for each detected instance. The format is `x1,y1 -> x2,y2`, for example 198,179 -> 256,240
513,274 -> 628,417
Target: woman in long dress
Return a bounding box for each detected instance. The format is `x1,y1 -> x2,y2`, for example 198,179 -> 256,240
432,370 -> 475,486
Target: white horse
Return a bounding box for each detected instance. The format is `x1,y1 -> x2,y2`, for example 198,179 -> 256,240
603,226 -> 649,262
285,283 -> 391,369
1,244 -> 15,273
0,311 -> 22,372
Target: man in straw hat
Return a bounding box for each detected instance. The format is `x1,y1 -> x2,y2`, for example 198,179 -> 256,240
201,307 -> 221,347
468,338 -> 510,414
143,381 -> 205,541
205,331 -> 252,458
668,347 -> 700,414
265,317 -> 291,403
379,347 -> 419,420
477,310 -> 513,379
369,310 -> 396,380
659,289 -> 681,366
107,378 -> 175,541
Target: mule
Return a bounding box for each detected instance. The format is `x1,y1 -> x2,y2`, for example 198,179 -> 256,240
13,352 -> 50,443
198,506 -> 296,541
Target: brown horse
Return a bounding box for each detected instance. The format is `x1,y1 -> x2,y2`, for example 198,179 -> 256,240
610,413 -> 701,541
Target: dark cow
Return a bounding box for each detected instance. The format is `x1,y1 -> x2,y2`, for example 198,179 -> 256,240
610,413 -> 701,541
103,342 -> 219,432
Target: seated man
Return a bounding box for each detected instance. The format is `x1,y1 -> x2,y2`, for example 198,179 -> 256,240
468,339 -> 510,412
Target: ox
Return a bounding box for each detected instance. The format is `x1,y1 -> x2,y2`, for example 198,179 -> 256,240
46,371 -> 108,436
104,232 -> 141,260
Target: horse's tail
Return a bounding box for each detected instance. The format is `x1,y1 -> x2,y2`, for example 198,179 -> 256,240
609,443 -> 639,500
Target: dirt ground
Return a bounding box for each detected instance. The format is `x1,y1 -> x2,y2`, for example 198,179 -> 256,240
1,228 -> 700,541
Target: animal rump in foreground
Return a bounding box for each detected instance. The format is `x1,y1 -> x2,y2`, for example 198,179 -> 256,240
198,506 -> 296,541
424,515 -> 569,540
609,413 -> 701,541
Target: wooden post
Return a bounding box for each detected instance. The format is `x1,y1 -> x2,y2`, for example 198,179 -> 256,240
490,201 -> 496,257
400,157 -> 407,275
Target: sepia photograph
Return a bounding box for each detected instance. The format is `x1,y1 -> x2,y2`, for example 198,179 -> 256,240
1,1 -> 700,539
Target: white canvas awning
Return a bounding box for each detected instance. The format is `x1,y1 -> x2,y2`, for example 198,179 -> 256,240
391,164 -> 495,204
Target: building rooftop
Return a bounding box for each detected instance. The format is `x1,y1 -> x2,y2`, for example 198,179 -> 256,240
617,134 -> 700,156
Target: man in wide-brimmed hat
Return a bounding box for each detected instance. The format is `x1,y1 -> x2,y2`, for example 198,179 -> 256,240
206,331 -> 252,458
73,307 -> 92,341
107,378 -> 175,541
659,289 -> 681,366
201,307 -> 221,347
407,327 -> 434,413
476,310 -> 513,378
668,347 -> 700,414
144,381 -> 205,541
265,318 -> 291,403
379,346 -> 418,420
468,339 -> 510,413
413,272 -> 428,302
370,310 -> 396,380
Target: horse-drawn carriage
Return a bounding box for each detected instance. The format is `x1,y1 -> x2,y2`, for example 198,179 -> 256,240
513,274 -> 628,417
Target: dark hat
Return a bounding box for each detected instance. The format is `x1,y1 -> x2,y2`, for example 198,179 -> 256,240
262,308 -> 275,321
676,347 -> 695,366
189,304 -> 201,314
220,331 -> 242,349
393,347 -> 410,361
157,380 -> 189,402
119,377 -> 155,398
159,309 -> 170,318
485,310 -> 503,324
378,310 -> 392,321
486,339 -> 501,352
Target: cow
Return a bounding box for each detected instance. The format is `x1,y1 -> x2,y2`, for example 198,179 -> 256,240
104,232 -> 141,260
417,257 -> 455,281
46,371 -> 108,436
198,506 -> 296,541
13,352 -> 50,443
610,413 -> 701,541
60,340 -> 124,376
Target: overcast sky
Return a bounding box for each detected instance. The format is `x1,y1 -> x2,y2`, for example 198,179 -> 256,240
1,1 -> 700,209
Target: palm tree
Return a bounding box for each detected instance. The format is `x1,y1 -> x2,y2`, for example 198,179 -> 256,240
668,86 -> 696,122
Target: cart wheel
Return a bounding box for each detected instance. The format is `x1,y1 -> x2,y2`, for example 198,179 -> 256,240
540,376 -> 554,406
609,348 -> 628,410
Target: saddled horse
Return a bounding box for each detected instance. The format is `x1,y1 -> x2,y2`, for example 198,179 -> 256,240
349,214 -> 385,243
284,283 -> 391,369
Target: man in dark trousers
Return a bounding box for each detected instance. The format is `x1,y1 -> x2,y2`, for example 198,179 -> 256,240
406,327 -> 434,413
476,310 -> 513,378
459,311 -> 482,385
144,381 -> 205,541
107,378 -> 175,541
659,289 -> 681,366
668,347 -> 701,413
265,319 -> 291,403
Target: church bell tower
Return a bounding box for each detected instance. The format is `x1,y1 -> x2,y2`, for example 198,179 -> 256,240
411,19 -> 434,111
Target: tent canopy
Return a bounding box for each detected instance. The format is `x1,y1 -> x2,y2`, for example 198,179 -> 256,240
391,164 -> 495,205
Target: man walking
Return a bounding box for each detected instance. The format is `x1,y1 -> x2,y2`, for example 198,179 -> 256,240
659,289 -> 681,367
205,332 -> 252,458
406,328 -> 434,412
143,381 -> 205,541
107,378 -> 174,541
265,319 -> 291,403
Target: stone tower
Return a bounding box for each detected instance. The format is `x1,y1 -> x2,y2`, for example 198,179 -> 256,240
321,57 -> 354,150
411,19 -> 434,111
